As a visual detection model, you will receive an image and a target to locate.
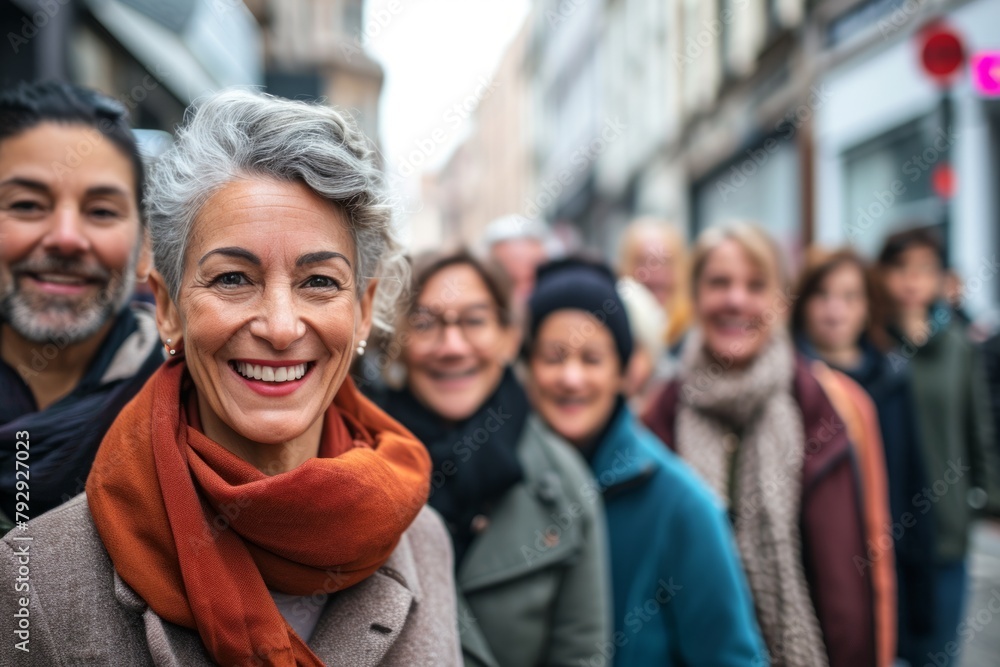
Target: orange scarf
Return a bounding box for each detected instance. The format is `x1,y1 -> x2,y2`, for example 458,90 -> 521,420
86,358 -> 431,666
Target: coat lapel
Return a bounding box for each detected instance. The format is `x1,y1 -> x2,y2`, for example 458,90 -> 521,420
455,590 -> 501,667
307,568 -> 416,666
115,530 -> 423,667
112,572 -> 212,666
590,408 -> 659,499
457,417 -> 585,593
302,530 -> 423,666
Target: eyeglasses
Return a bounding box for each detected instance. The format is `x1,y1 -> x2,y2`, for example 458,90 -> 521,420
407,306 -> 502,345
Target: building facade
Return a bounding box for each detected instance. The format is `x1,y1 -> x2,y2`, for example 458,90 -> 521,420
813,0 -> 1000,320
523,0 -> 998,321
244,0 -> 383,146
418,16 -> 535,247
2,0 -> 263,135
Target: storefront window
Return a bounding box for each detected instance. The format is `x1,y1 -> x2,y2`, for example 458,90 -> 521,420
692,134 -> 802,260
841,114 -> 947,257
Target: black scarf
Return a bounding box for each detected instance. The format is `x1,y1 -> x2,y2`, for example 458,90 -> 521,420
0,305 -> 164,527
375,367 -> 527,565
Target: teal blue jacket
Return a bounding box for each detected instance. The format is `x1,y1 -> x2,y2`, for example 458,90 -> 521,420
583,405 -> 768,666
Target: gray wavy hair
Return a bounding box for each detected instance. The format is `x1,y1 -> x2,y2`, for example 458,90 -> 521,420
146,88 -> 406,332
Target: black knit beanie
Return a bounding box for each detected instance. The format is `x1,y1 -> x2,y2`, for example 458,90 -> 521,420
527,258 -> 633,369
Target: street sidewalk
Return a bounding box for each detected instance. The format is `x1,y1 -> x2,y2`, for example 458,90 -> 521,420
958,520 -> 1000,666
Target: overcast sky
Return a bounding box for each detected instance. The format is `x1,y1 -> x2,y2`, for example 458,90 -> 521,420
364,0 -> 530,202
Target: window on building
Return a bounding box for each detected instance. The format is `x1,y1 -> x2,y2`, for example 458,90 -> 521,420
344,0 -> 363,36
841,114 -> 947,257
692,133 -> 803,261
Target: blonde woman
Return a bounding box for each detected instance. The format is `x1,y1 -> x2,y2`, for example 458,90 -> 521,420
644,223 -> 876,667
617,217 -> 693,351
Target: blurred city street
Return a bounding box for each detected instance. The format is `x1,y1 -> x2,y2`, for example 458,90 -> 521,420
2,0 -> 1000,665
961,522 -> 1000,666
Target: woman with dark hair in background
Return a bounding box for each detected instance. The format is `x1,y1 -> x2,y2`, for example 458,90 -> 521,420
372,248 -> 611,667
644,222 -> 877,667
524,257 -> 766,666
876,226 -> 1000,663
792,247 -> 931,666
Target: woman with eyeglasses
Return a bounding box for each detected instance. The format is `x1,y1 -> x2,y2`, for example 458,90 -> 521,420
371,249 -> 611,667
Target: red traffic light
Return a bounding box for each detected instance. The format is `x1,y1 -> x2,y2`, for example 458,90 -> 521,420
920,24 -> 965,84
932,163 -> 956,199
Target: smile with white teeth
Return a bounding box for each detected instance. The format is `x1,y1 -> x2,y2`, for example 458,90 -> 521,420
32,273 -> 91,285
231,361 -> 308,383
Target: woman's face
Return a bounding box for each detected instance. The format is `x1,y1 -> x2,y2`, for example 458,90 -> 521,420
402,263 -> 512,422
528,309 -> 624,448
804,263 -> 868,353
881,246 -> 943,314
0,123 -> 144,343
695,239 -> 776,368
153,178 -> 373,447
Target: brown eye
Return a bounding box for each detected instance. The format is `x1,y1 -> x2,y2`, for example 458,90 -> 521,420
214,272 -> 248,288
88,206 -> 122,221
7,200 -> 46,218
304,276 -> 338,289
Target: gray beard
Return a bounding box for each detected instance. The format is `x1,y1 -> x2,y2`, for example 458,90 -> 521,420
0,252 -> 139,346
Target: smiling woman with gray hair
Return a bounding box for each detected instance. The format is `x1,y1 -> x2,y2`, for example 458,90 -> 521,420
0,89 -> 460,666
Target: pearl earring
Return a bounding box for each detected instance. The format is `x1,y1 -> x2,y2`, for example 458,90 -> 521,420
165,338 -> 177,356
356,339 -> 367,356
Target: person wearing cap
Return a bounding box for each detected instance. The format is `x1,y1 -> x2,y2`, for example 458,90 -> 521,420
481,214 -> 549,320
524,257 -> 766,666
373,248 -> 611,667
0,81 -> 164,532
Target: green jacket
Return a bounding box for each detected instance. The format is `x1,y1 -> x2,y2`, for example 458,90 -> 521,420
458,415 -> 612,667
892,310 -> 1000,561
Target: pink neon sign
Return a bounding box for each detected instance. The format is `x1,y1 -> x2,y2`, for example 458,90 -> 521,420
972,52 -> 1000,96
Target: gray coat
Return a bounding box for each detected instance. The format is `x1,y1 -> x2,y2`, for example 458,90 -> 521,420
458,415 -> 611,667
0,494 -> 461,666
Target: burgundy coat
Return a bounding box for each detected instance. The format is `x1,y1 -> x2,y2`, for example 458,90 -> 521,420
642,355 -> 876,667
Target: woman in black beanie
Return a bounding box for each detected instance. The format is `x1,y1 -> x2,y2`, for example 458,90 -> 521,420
523,257 -> 766,667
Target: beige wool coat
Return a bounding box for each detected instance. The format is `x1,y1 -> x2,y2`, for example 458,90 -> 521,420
0,494 -> 462,666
